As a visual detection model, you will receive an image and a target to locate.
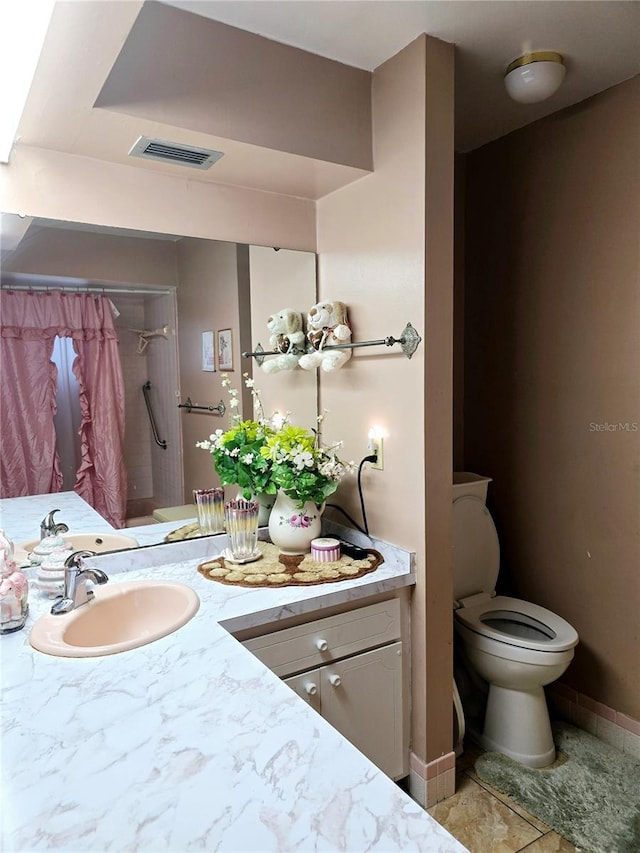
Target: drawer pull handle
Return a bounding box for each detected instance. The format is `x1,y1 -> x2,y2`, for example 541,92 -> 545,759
315,639 -> 329,652
329,674 -> 342,687
305,683 -> 318,696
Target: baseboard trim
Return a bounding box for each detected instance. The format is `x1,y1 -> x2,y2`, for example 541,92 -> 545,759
547,682 -> 640,760
408,750 -> 456,808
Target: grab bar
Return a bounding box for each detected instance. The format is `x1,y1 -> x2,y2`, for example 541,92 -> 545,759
142,381 -> 167,449
177,397 -> 226,416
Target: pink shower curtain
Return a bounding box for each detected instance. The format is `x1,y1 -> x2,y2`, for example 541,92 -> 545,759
0,290 -> 127,528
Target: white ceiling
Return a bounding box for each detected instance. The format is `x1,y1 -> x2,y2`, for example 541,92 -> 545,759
163,1 -> 640,151
10,0 -> 640,203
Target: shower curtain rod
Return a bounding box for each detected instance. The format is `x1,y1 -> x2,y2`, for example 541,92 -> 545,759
0,283 -> 174,296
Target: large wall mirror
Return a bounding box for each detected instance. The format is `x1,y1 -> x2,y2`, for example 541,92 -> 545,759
0,213 -> 317,547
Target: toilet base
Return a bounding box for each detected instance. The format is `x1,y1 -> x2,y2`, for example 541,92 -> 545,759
479,684 -> 556,768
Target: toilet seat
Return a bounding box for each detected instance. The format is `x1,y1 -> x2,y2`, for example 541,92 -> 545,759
455,595 -> 578,654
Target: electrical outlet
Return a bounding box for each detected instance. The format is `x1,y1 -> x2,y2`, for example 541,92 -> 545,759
367,431 -> 384,470
371,437 -> 383,470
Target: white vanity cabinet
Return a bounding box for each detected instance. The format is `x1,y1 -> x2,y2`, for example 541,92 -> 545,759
242,599 -> 407,780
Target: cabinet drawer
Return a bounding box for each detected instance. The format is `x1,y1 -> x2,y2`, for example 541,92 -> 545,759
243,599 -> 401,677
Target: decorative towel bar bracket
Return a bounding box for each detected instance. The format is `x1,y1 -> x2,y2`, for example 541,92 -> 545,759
142,381 -> 167,450
178,398 -> 226,416
242,322 -> 422,367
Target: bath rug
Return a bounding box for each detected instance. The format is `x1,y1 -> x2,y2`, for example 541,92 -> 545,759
198,540 -> 382,587
474,722 -> 640,853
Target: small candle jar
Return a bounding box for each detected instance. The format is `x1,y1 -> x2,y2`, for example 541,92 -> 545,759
0,530 -> 29,634
311,537 -> 341,563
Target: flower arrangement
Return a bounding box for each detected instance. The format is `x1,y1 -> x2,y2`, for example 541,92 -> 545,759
260,424 -> 351,506
196,375 -> 276,500
197,374 -> 352,506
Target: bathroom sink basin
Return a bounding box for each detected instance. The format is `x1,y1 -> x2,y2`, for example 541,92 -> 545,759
20,532 -> 139,559
29,581 -> 200,657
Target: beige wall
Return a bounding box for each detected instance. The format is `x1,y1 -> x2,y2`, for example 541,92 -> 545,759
464,77 -> 640,720
177,238 -> 250,498
248,245 -> 318,427
453,154 -> 466,471
4,226 -> 178,287
0,146 -> 316,252
96,2 -> 372,171
317,35 -> 455,764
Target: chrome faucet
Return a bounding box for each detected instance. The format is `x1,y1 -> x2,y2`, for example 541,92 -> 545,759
40,509 -> 70,541
51,550 -> 108,615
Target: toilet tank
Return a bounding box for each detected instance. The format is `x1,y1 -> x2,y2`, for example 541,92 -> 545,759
453,472 -> 492,505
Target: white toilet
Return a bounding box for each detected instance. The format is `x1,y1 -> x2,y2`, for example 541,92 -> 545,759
452,473 -> 579,768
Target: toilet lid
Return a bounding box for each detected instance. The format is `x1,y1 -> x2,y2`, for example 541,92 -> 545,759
453,496 -> 500,602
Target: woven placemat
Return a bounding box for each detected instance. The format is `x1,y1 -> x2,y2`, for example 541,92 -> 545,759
197,541 -> 383,587
164,522 -> 209,542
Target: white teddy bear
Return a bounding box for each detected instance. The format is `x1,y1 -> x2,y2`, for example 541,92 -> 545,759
298,301 -> 352,372
261,308 -> 306,374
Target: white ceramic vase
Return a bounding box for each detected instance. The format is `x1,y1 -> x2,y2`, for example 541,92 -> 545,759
256,492 -> 276,527
268,490 -> 324,555
234,489 -> 274,527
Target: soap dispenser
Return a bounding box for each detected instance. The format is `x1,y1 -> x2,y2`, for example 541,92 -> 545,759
0,530 -> 29,634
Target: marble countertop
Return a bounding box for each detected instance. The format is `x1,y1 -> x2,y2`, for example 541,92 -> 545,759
1,497 -> 466,852
0,491 -> 191,551
0,491 -> 209,562
0,491 -> 119,545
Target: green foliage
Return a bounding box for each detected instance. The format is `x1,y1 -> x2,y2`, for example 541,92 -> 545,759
197,374 -> 352,505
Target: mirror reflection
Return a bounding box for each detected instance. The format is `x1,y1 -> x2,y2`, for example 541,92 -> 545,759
0,214 -> 317,553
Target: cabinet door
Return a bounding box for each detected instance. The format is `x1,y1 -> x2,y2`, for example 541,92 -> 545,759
320,641 -> 404,780
283,669 -> 321,714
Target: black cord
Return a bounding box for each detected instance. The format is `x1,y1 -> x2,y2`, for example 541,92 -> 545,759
358,454 -> 378,535
325,503 -> 367,534
326,452 -> 378,536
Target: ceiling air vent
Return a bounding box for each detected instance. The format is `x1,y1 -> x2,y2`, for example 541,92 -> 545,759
128,136 -> 224,170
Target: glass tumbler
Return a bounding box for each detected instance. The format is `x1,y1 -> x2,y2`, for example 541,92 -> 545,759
193,488 -> 225,535
224,499 -> 259,560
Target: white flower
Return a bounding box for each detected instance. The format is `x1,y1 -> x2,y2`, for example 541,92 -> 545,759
293,450 -> 314,470
317,408 -> 329,425
230,448 -> 240,458
229,397 -> 239,409
245,377 -> 255,388
241,453 -> 254,464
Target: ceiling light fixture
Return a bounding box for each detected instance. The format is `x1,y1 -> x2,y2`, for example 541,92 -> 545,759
504,51 -> 566,104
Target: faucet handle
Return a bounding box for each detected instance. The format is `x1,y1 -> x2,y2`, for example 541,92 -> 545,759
64,550 -> 97,571
40,510 -> 69,540
51,550 -> 104,615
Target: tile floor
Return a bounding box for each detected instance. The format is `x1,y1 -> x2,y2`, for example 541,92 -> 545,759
427,744 -> 579,853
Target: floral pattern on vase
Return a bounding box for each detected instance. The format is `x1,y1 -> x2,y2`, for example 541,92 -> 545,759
268,490 -> 324,555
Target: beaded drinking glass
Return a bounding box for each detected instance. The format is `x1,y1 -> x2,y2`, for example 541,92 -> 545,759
224,499 -> 259,560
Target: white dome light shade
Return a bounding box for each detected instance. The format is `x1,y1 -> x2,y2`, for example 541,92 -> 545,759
504,52 -> 566,104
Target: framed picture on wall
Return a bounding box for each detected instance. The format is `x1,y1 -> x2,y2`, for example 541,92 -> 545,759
217,328 -> 233,371
201,330 -> 215,372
